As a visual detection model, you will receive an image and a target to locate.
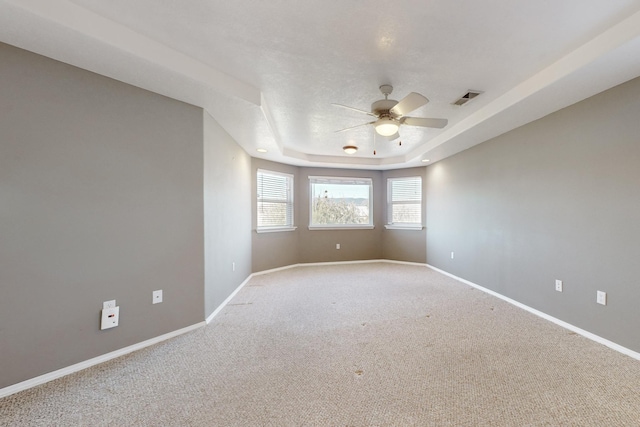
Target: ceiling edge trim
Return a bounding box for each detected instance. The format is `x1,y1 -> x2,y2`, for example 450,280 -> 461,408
259,94 -> 284,152
407,8 -> 640,161
5,0 -> 261,105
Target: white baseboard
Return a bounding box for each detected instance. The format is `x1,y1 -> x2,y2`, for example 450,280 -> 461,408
251,263 -> 301,276
0,322 -> 205,399
427,264 -> 640,362
297,259 -> 387,267
253,259 -> 427,276
381,259 -> 428,267
206,275 -> 253,324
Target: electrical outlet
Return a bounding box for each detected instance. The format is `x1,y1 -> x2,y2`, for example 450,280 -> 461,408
596,290 -> 607,305
232,262 -> 235,272
451,252 -> 455,260
103,300 -> 116,310
336,243 -> 340,250
153,290 -> 163,304
555,280 -> 563,292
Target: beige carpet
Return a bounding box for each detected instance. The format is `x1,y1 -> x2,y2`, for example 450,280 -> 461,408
2,262 -> 640,426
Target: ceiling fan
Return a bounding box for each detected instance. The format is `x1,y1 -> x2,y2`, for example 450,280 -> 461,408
333,85 -> 448,141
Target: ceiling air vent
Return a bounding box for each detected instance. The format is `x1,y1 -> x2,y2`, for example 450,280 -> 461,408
452,90 -> 483,106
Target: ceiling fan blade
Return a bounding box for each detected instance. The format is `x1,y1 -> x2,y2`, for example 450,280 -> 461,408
402,117 -> 448,129
335,121 -> 375,133
390,92 -> 428,117
331,103 -> 377,117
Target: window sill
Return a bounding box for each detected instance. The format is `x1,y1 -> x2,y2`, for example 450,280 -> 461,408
384,225 -> 424,231
256,226 -> 297,234
308,225 -> 375,231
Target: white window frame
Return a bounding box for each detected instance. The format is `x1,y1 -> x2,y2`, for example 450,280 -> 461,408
385,176 -> 424,230
256,169 -> 296,233
308,176 -> 374,230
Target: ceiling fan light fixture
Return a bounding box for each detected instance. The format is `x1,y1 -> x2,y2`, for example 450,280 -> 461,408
374,117 -> 399,136
343,145 -> 358,154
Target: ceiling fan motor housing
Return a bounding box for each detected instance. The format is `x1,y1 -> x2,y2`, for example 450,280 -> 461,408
371,99 -> 399,117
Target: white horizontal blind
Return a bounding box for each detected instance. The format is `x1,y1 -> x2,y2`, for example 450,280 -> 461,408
388,176 -> 422,225
257,170 -> 294,230
309,176 -> 373,227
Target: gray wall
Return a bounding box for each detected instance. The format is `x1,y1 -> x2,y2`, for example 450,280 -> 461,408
426,76 -> 640,352
382,167 -> 427,263
252,162 -> 430,270
204,111 -> 252,316
251,159 -> 301,272
251,161 -> 386,271
0,43 -> 205,388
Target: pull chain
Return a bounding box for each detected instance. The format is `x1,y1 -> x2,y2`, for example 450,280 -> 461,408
373,130 -> 377,155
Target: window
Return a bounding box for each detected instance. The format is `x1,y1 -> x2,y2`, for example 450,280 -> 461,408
309,176 -> 373,229
386,176 -> 422,229
257,169 -> 294,232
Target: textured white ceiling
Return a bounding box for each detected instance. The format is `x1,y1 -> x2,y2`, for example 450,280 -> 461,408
2,0 -> 640,169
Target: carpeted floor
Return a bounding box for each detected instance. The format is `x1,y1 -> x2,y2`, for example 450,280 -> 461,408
2,262 -> 640,426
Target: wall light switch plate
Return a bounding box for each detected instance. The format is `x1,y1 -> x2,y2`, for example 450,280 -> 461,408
153,290 -> 163,304
101,306 -> 119,330
103,300 -> 116,310
596,290 -> 607,305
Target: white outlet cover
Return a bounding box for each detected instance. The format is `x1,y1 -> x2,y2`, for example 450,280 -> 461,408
451,252 -> 455,259
103,300 -> 116,310
100,306 -> 119,330
153,290 -> 163,304
597,291 -> 607,305
555,280 -> 563,292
